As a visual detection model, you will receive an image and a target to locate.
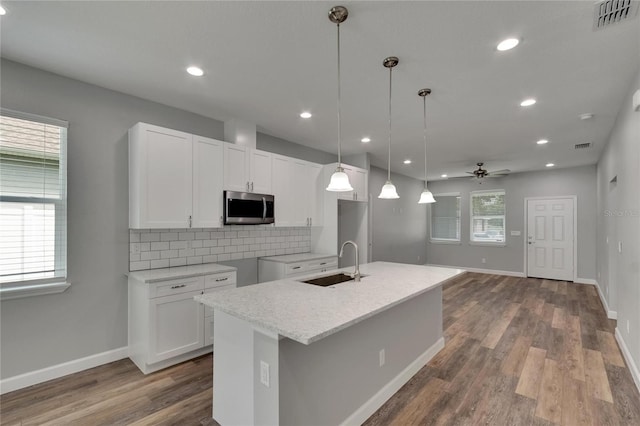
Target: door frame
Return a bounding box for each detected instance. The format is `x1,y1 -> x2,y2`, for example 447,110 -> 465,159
523,196 -> 578,281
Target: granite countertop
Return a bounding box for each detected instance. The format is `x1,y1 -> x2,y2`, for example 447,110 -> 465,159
258,252 -> 337,264
128,263 -> 237,283
195,262 -> 464,345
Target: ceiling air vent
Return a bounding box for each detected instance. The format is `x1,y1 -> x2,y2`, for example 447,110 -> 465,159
593,0 -> 639,30
575,142 -> 592,149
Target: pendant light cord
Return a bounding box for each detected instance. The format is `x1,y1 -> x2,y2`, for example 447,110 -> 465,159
336,22 -> 342,167
387,65 -> 392,181
423,95 -> 427,187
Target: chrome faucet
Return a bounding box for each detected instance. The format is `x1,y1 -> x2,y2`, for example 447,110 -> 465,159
339,240 -> 361,282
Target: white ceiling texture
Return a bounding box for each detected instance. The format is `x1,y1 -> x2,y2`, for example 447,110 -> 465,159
1,1 -> 639,181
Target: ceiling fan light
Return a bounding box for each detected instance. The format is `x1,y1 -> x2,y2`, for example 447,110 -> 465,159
418,188 -> 436,204
326,167 -> 353,191
378,181 -> 399,199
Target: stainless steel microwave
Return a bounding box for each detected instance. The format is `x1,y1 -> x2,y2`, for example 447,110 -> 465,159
224,191 -> 275,225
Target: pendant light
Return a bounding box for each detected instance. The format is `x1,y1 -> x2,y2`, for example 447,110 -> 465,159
326,6 -> 353,192
378,56 -> 400,199
418,88 -> 436,204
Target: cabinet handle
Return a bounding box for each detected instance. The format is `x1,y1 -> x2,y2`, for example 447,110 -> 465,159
215,277 -> 228,282
171,284 -> 186,289
320,262 -> 327,265
189,215 -> 192,228
246,182 -> 250,191
220,216 -> 223,226
251,182 -> 254,191
292,266 -> 301,270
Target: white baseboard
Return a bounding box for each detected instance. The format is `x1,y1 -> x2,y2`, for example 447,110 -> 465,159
0,346 -> 128,395
574,278 -> 597,285
426,264 -> 526,278
593,281 -> 618,320
615,327 -> 640,394
341,337 -> 445,426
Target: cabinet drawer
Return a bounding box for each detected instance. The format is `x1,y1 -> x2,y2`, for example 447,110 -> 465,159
204,271 -> 237,289
285,263 -> 307,276
150,276 -> 204,298
203,284 -> 235,317
307,258 -> 338,270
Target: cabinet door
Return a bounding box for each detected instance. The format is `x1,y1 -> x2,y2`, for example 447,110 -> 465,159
291,159 -> 311,226
351,168 -> 368,202
306,162 -> 323,226
223,144 -> 249,192
249,150 -> 272,194
193,136 -> 224,228
272,154 -> 294,226
129,123 -> 192,228
148,290 -> 204,364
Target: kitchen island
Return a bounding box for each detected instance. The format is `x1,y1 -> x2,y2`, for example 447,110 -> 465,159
195,261 -> 464,426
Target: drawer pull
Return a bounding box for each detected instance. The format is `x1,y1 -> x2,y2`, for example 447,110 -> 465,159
292,266 -> 301,270
215,277 -> 228,282
170,284 -> 186,289
320,262 -> 327,265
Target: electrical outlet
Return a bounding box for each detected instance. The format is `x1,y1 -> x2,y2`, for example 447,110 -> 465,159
260,361 -> 270,387
481,258 -> 487,264
379,349 -> 385,367
618,241 -> 623,253
627,320 -> 630,334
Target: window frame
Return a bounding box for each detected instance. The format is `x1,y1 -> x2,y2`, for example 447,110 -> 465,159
429,192 -> 462,244
0,109 -> 70,300
469,189 -> 506,247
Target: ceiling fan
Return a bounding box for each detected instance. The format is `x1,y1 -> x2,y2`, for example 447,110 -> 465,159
451,163 -> 510,182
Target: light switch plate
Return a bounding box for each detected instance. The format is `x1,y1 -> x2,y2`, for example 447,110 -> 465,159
260,361 -> 270,387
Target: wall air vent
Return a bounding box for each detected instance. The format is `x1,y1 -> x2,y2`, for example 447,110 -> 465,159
574,142 -> 592,149
593,0 -> 639,30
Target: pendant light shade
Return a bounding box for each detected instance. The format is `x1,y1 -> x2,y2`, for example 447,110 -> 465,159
326,6 -> 353,192
378,56 -> 399,199
418,189 -> 436,204
417,88 -> 436,204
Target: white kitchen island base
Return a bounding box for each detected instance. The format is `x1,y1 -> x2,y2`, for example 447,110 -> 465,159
213,285 -> 445,426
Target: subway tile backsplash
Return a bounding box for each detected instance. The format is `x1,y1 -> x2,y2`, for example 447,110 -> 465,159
129,225 -> 311,271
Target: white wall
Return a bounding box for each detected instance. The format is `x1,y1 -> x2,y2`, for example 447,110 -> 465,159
426,165 -> 597,279
596,68 -> 640,381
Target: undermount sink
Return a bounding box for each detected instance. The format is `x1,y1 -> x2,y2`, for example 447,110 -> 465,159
300,273 -> 365,287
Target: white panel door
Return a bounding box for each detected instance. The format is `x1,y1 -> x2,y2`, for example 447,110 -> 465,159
193,136 -> 223,228
527,198 -> 574,281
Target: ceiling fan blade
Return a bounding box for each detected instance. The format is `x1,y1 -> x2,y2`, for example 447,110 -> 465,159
449,175 -> 476,179
464,171 -> 476,175
488,169 -> 510,175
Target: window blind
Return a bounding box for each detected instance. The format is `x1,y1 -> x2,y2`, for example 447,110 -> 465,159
0,110 -> 68,285
431,194 -> 460,241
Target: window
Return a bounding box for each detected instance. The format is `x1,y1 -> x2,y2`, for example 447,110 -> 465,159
430,193 -> 461,242
0,110 -> 69,299
470,190 -> 505,243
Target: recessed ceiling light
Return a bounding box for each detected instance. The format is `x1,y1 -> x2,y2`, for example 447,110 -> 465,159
0,5 -> 6,15
403,159 -> 412,165
537,139 -> 549,145
186,66 -> 204,77
441,174 -> 448,178
361,137 -> 371,143
579,113 -> 594,121
497,38 -> 519,51
520,98 -> 536,107
546,163 -> 555,167
300,112 -> 312,119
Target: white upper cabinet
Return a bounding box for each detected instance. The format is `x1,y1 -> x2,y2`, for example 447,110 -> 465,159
223,144 -> 272,194
326,163 -> 368,202
271,156 -> 323,227
192,136 -> 224,228
129,123 -> 224,229
272,154 -> 294,227
129,123 -> 193,229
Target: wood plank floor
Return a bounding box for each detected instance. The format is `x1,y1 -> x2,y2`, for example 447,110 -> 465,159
2,273 -> 639,425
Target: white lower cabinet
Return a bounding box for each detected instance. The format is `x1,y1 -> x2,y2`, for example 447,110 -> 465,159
128,270 -> 237,374
258,255 -> 338,282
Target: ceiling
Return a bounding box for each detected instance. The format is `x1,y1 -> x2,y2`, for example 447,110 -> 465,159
1,1 -> 639,181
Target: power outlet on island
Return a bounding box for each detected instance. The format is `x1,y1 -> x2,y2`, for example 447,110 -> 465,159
379,349 -> 385,367
260,360 -> 270,388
